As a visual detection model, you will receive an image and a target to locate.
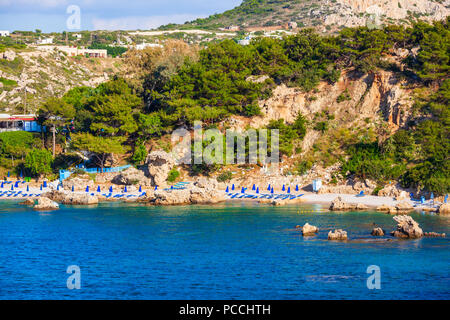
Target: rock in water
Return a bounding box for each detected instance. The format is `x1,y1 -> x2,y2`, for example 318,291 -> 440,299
424,232 -> 446,238
438,203 -> 450,216
329,197 -> 352,210
371,227 -> 385,236
328,229 -> 348,240
146,151 -> 175,186
302,223 -> 319,236
33,197 -> 59,211
391,215 -> 423,239
20,198 -> 35,205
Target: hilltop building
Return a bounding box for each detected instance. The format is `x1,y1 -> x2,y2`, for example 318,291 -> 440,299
0,30 -> 10,37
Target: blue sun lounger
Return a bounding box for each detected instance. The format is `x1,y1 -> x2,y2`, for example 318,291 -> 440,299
356,191 -> 365,197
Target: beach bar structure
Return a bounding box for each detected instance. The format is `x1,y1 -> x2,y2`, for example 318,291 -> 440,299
0,114 -> 42,132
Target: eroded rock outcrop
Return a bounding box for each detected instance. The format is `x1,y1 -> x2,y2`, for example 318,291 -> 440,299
62,175 -> 95,192
391,215 -> 423,239
146,151 -> 175,186
33,197 -> 59,211
42,190 -> 98,205
328,229 -> 348,240
112,167 -> 152,186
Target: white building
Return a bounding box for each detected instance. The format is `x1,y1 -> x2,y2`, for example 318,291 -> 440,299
0,114 -> 42,132
135,42 -> 163,50
37,37 -> 54,45
0,30 -> 10,37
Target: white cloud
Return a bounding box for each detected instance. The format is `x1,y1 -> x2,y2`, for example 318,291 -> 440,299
91,14 -> 202,30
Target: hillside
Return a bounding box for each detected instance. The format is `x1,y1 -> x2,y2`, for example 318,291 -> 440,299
0,47 -> 123,114
162,0 -> 450,32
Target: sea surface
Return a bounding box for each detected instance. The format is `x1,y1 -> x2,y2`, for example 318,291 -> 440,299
0,200 -> 449,300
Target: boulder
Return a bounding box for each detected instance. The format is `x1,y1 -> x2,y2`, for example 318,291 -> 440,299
391,215 -> 423,239
33,197 -> 59,211
438,203 -> 450,216
146,151 -> 175,186
20,198 -> 35,205
151,183 -> 226,206
112,167 -> 152,186
395,191 -> 410,201
371,227 -> 385,236
328,229 -> 348,240
395,201 -> 414,213
329,197 -> 353,211
302,223 -> 319,236
329,197 -> 367,211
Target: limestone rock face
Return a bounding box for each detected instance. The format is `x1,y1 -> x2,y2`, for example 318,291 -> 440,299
376,204 -> 392,212
391,215 -> 423,239
62,175 -> 95,191
395,201 -> 414,213
146,151 -> 175,186
152,181 -> 226,206
328,229 -> 348,240
113,167 -> 152,186
42,190 -> 98,205
371,227 -> 385,236
1,50 -> 16,61
20,198 -> 35,205
438,203 -> 450,215
302,223 -> 319,236
34,197 -> 59,210
63,193 -> 99,205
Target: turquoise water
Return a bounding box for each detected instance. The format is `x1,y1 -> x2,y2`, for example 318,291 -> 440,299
0,200 -> 449,300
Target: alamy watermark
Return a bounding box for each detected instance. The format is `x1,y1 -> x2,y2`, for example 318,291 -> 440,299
67,265 -> 81,289
170,121 -> 280,168
366,265 -> 381,290
66,5 -> 81,30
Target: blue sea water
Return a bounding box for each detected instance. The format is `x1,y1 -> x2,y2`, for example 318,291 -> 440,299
0,200 -> 449,300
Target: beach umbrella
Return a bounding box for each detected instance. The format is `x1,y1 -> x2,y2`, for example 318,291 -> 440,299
155,186 -> 158,191
139,186 -> 142,193
72,186 -> 75,192
421,196 -> 425,204
97,186 -> 101,193
282,185 -> 285,191
19,171 -> 23,178
57,185 -> 60,191
267,184 -> 271,191
109,186 -> 113,193
270,187 -> 274,194
43,181 -> 47,188
124,186 -> 128,193
430,193 -> 434,200
252,184 -> 256,191
1,182 -> 3,188
14,181 -> 19,188
26,185 -> 29,192
287,187 -> 291,194
11,185 -> 14,191
232,184 -> 235,191
295,185 -> 299,192
40,185 -> 42,191
85,186 -> 89,192
170,185 -> 173,190
226,186 -> 229,193
241,187 -> 245,194
256,187 -> 259,194
445,195 -> 448,203
7,171 -> 10,177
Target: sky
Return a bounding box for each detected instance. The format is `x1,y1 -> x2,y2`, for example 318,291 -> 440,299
0,0 -> 242,32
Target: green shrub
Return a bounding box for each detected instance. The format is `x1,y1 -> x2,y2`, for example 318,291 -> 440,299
217,171 -> 232,182
167,168 -> 180,182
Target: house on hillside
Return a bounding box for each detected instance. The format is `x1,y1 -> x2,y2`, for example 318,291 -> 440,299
0,30 -> 10,37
